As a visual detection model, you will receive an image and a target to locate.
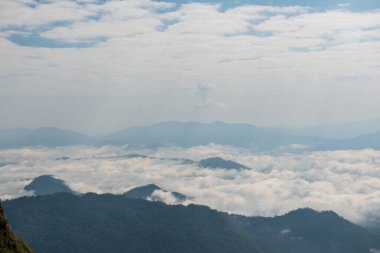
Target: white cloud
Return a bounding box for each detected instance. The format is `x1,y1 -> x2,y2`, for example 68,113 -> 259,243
0,1 -> 380,132
0,0 -> 96,28
1,145 -> 380,227
193,83 -> 225,109
280,229 -> 291,235
148,189 -> 187,205
41,18 -> 162,42
39,0 -> 176,42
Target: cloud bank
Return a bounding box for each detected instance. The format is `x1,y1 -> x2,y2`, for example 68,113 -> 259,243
1,145 -> 380,227
0,0 -> 380,132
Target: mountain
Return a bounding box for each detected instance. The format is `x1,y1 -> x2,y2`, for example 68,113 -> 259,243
3,119 -> 380,151
315,130 -> 380,151
24,175 -> 73,195
275,117 -> 380,140
125,184 -> 189,202
123,154 -> 149,159
198,157 -> 249,170
55,156 -> 70,161
3,193 -> 380,253
0,201 -> 34,253
102,121 -> 323,150
0,127 -> 93,149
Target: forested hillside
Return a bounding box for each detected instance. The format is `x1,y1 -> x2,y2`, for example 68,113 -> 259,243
3,193 -> 380,253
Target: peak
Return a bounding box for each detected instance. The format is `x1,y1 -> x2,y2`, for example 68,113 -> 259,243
284,208 -> 342,220
198,157 -> 249,170
36,127 -> 60,131
124,184 -> 162,199
142,184 -> 161,190
124,184 -> 190,203
24,175 -> 73,196
286,208 -> 318,216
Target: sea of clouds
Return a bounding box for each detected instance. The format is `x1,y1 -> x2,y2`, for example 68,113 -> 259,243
1,144 -> 380,227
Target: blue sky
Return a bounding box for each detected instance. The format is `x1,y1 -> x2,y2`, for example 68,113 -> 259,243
0,0 -> 379,134
159,0 -> 380,10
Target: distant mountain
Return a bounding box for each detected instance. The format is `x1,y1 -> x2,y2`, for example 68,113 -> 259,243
0,202 -> 34,253
0,127 -> 93,149
125,184 -> 189,202
124,184 -> 161,199
24,175 -> 73,195
3,193 -> 380,253
102,121 -> 323,151
276,117 -> 380,140
315,130 -> 380,151
3,119 -> 380,151
198,157 -> 249,170
123,154 -> 149,159
55,156 -> 70,161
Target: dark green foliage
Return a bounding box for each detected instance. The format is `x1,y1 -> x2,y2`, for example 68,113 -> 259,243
24,175 -> 73,195
4,193 -> 380,253
0,201 -> 34,253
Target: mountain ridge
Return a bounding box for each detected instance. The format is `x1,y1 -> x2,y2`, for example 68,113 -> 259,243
3,193 -> 380,253
0,127 -> 93,149
2,119 -> 380,151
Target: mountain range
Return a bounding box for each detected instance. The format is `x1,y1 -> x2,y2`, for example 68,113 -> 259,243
23,175 -> 190,203
3,193 -> 380,253
100,121 -> 323,150
1,119 -> 380,151
274,117 -> 380,140
0,127 -> 92,149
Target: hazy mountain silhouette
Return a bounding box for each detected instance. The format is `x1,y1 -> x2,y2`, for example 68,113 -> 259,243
0,127 -> 93,149
2,119 -> 380,151
3,193 -> 380,253
55,156 -> 70,161
276,117 -> 380,140
24,175 -> 73,195
198,157 -> 249,170
314,130 -> 380,150
102,121 -> 323,150
125,184 -> 189,202
0,201 -> 34,253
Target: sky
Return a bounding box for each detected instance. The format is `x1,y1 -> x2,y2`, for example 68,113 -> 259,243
0,0 -> 380,134
1,144 -> 380,227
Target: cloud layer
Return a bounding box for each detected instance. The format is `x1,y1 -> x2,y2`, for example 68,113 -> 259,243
0,1 -> 380,132
1,144 -> 380,227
